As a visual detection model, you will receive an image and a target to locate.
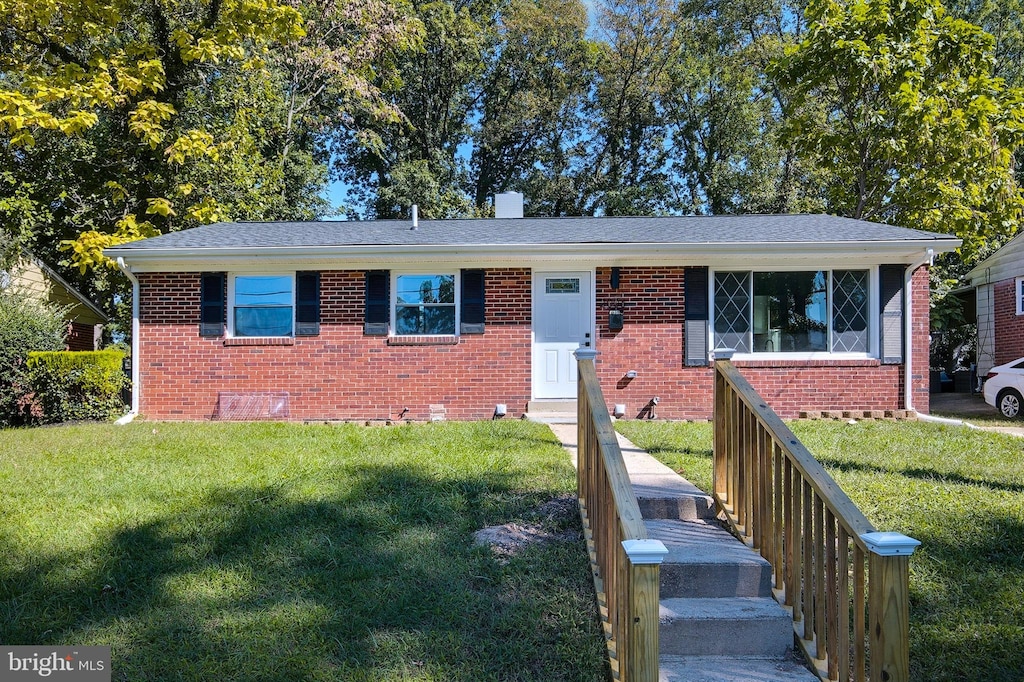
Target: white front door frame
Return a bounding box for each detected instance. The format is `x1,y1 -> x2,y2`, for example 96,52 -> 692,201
531,270 -> 595,400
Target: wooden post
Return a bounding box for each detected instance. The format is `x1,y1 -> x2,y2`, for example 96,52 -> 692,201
574,346 -> 599,508
862,532 -> 920,682
622,539 -> 669,682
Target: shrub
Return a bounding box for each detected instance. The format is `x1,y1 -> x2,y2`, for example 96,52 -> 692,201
26,350 -> 128,424
0,287 -> 67,426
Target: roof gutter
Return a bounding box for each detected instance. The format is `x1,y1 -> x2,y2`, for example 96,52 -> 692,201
114,257 -> 140,425
106,239 -> 962,271
905,248 -> 934,415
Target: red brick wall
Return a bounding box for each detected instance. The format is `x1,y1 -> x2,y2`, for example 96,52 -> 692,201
137,269 -> 532,420
592,266 -> 928,419
594,267 -> 711,417
66,322 -> 98,351
993,278 -> 1024,366
137,264 -> 928,421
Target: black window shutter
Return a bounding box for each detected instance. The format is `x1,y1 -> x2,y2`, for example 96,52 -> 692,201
295,271 -> 320,336
879,264 -> 904,365
200,272 -> 225,337
684,266 -> 709,366
364,270 -> 389,335
460,269 -> 486,334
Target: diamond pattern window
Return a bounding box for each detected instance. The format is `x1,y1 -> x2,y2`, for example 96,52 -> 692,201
713,269 -> 871,355
832,270 -> 869,352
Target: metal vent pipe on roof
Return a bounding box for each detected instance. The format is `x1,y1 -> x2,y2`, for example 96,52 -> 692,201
411,204 -> 418,230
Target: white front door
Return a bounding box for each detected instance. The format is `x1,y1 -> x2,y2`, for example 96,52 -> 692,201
532,272 -> 593,399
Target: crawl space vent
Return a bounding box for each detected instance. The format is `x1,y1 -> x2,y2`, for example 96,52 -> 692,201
216,392 -> 290,420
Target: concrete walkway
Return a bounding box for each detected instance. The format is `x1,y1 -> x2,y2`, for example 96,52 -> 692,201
547,423 -> 717,520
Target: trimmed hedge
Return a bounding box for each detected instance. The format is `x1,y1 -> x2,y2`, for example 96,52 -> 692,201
26,350 -> 128,424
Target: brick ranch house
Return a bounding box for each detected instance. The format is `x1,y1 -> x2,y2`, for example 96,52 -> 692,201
106,207 -> 959,422
966,233 -> 1024,376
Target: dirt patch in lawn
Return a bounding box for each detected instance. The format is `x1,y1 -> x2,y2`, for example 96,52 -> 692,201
473,494 -> 581,563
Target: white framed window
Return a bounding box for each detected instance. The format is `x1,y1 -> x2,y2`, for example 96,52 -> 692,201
228,274 -> 295,337
712,268 -> 873,357
392,272 -> 459,335
1016,277 -> 1024,316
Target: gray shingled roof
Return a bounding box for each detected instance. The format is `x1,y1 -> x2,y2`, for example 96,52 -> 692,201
109,214 -> 956,251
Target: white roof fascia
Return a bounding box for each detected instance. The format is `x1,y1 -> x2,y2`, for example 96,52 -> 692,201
110,240 -> 960,273
29,254 -> 109,321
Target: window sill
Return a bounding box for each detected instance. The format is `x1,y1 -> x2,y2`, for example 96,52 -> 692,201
387,334 -> 459,346
731,357 -> 881,368
224,336 -> 295,346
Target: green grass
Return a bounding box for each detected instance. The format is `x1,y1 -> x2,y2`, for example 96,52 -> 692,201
617,419 -> 1024,682
0,421 -> 606,681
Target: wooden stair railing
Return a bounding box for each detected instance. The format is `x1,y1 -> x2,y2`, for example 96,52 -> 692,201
713,356 -> 919,682
575,348 -> 667,682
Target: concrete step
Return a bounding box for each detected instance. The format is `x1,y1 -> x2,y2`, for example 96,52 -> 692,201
526,400 -> 578,424
635,477 -> 717,521
659,597 -> 793,658
613,436 -> 717,521
647,519 -> 774,599
527,400 -> 577,413
659,655 -> 818,682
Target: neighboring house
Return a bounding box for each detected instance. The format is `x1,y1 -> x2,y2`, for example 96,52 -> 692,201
966,233 -> 1024,376
106,197 -> 959,421
3,254 -> 108,351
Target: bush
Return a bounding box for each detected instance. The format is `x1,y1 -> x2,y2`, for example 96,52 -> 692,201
26,350 -> 128,424
0,288 -> 67,426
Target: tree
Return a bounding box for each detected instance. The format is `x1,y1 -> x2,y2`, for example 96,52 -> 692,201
584,0 -> 681,216
773,0 -> 1024,260
1,0 -> 416,268
0,0 -> 307,270
336,0 -> 486,219
470,0 -> 596,213
948,0 -> 1024,87
664,0 -> 826,215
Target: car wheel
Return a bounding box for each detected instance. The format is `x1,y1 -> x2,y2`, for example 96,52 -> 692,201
998,388 -> 1023,419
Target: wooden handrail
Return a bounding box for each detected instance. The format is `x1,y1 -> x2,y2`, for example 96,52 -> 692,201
713,358 -> 918,682
575,349 -> 666,682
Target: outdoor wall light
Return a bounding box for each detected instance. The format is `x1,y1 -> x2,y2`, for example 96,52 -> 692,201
613,404 -> 626,418
625,370 -> 637,379
494,403 -> 507,418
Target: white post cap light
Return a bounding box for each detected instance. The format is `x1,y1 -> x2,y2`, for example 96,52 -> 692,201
860,531 -> 921,556
712,348 -> 736,360
574,346 -> 598,361
621,539 -> 669,565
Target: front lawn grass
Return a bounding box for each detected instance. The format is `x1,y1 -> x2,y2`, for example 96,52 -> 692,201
617,419 -> 1024,682
0,421 -> 606,681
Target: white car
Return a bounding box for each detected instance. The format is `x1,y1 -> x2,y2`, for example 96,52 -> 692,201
983,358 -> 1024,418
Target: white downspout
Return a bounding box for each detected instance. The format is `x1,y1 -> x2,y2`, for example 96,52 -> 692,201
904,248 -> 934,415
114,257 -> 140,425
